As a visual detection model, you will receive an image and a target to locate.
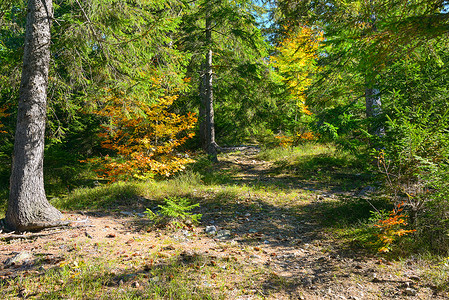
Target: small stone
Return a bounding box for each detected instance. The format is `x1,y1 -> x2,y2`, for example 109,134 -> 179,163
216,230 -> 231,240
205,226 -> 217,235
250,254 -> 261,259
4,252 -> 33,266
302,277 -> 313,286
403,288 -> 417,296
181,230 -> 191,236
248,229 -> 258,233
203,280 -> 212,287
120,211 -> 134,217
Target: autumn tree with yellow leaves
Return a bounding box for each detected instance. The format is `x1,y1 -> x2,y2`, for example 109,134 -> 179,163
269,25 -> 322,141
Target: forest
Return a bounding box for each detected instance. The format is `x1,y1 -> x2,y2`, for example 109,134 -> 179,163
1,0 -> 449,299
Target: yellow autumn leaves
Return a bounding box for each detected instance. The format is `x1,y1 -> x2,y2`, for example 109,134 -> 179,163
270,25 -> 323,116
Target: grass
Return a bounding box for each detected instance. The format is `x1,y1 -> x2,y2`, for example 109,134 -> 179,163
0,254 -> 252,299
256,143 -> 334,162
53,181 -> 148,210
257,143 -> 373,188
0,235 -> 271,299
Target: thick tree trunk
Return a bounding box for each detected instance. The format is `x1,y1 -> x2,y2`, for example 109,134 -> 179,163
199,16 -> 219,161
5,0 -> 63,231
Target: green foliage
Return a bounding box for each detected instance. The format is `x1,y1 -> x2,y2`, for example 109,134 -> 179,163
213,61 -> 277,145
145,196 -> 202,229
43,145 -> 99,198
380,103 -> 449,253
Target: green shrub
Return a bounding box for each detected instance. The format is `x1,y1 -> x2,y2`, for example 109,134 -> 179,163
380,105 -> 449,253
145,196 -> 202,229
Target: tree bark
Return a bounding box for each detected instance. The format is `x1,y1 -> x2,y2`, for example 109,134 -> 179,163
365,86 -> 381,117
199,63 -> 207,150
199,16 -> 219,161
365,86 -> 384,136
5,0 -> 63,231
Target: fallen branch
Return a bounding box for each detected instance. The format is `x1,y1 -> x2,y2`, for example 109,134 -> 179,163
0,229 -> 69,241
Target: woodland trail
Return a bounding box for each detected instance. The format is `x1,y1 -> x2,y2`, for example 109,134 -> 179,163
0,147 -> 446,299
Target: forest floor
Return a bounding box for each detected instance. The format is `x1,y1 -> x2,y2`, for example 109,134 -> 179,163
0,145 -> 448,299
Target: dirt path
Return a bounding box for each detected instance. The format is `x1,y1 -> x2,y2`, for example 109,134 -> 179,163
0,147 -> 446,299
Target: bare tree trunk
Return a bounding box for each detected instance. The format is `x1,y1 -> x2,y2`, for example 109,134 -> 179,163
199,62 -> 207,151
5,0 -> 63,231
199,16 -> 219,161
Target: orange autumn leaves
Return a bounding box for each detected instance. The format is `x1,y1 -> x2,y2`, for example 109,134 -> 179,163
374,202 -> 416,253
88,94 -> 197,181
0,106 -> 8,134
275,131 -> 318,148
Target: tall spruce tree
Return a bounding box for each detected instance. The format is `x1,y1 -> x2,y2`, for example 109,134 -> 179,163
2,0 -> 191,230
178,0 -> 267,159
6,0 -> 63,231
